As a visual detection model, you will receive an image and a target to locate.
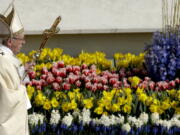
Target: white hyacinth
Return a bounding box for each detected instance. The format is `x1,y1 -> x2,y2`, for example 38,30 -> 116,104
109,115 -> 119,125
139,112 -> 149,124
173,114 -> 180,119
134,119 -> 143,128
80,108 -> 91,125
50,110 -> 61,125
62,113 -> 73,127
99,115 -> 111,126
116,114 -> 125,124
72,109 -> 81,118
28,112 -> 45,126
161,120 -> 172,129
122,123 -> 131,132
151,112 -> 159,124
92,118 -> 101,125
127,116 -> 137,126
170,118 -> 180,127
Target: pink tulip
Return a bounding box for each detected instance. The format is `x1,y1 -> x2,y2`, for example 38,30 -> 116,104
75,80 -> 81,87
103,85 -> 109,90
91,84 -> 97,92
85,82 -> 92,89
52,82 -> 61,90
149,81 -> 155,90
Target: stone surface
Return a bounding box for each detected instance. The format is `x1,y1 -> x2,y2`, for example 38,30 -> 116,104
0,0 -> 162,34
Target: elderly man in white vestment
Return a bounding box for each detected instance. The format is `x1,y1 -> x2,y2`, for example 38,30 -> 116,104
0,4 -> 32,135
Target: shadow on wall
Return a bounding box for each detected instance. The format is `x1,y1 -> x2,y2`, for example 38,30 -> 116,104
22,33 -> 152,58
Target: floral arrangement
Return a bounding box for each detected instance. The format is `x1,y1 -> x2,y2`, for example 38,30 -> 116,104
145,31 -> 180,81
17,48 -> 180,135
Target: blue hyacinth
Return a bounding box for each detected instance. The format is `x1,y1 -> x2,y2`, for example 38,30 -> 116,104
145,29 -> 180,81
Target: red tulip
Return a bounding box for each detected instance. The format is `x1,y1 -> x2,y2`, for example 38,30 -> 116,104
82,69 -> 90,76
40,74 -> 47,80
41,67 -> 48,75
66,65 -> 73,72
52,67 -> 59,76
36,85 -> 42,90
92,77 -> 99,83
40,79 -> 48,86
57,61 -> 64,68
149,81 -> 155,90
169,80 -> 175,88
81,64 -> 88,69
85,77 -> 91,83
46,76 -> 55,84
101,77 -> 108,85
109,78 -> 118,85
62,83 -> 71,90
72,66 -> 80,72
97,83 -> 103,90
55,76 -> 63,83
68,75 -> 76,84
28,71 -> 36,79
59,68 -> 67,77
113,83 -> 119,88
175,78 -> 180,84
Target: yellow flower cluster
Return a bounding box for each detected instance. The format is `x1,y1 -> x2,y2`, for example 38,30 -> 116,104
136,88 -> 180,114
17,48 -> 112,70
27,85 -> 35,99
17,53 -> 30,64
78,51 -> 112,69
114,53 -> 145,68
34,63 -> 52,71
94,88 -> 132,115
128,76 -> 141,88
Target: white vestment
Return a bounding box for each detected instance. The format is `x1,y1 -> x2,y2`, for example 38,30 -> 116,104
0,44 -> 30,135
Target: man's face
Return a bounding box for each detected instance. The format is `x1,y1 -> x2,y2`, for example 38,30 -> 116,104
8,33 -> 25,54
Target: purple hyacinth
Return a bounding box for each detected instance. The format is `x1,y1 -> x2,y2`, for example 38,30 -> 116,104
145,30 -> 180,81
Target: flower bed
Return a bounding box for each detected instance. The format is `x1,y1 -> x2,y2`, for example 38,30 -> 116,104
17,46 -> 180,135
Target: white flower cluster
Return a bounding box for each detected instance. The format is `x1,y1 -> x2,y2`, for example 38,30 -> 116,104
62,113 -> 73,127
50,110 -> 61,125
29,110 -> 180,132
122,123 -> 131,132
93,114 -> 124,127
79,108 -> 91,125
28,112 -> 45,126
151,112 -> 159,123
156,114 -> 180,129
128,112 -> 148,128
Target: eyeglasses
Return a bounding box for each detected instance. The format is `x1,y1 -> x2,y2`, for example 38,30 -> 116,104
12,37 -> 25,41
